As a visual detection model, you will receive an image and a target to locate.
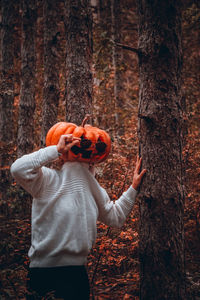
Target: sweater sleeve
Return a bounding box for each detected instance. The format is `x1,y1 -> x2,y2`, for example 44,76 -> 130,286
10,146 -> 59,197
96,186 -> 137,228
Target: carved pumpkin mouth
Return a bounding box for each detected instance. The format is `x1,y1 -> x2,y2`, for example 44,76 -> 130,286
71,136 -> 107,159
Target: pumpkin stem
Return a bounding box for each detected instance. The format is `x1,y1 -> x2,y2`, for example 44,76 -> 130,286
81,114 -> 90,127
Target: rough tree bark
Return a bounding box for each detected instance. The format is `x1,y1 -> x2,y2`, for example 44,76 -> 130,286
136,1 -> 186,299
41,0 -> 61,146
0,0 -> 16,191
0,0 -> 15,153
64,0 -> 93,125
17,0 -> 36,157
111,0 -> 124,136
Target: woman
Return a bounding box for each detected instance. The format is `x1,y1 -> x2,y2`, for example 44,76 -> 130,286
10,134 -> 146,299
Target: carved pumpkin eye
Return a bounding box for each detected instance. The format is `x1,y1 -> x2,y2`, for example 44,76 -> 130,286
96,140 -> 107,153
80,137 -> 92,149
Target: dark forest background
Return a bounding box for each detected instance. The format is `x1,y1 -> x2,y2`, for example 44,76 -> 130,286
0,0 -> 199,299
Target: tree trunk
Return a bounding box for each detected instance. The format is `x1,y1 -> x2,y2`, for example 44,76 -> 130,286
136,1 -> 186,299
111,0 -> 124,136
0,0 -> 15,153
40,0 -> 61,146
64,0 -> 93,125
17,0 -> 36,157
97,0 -> 103,22
0,0 -> 16,192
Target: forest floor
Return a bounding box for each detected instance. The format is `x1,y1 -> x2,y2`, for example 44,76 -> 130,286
0,213 -> 200,300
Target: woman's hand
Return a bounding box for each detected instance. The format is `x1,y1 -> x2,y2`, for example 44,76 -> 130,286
132,156 -> 147,190
56,134 -> 80,155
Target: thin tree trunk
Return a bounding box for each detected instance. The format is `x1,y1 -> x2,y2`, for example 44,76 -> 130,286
97,0 -> 103,22
111,0 -> 124,136
136,0 -> 186,299
0,0 -> 16,192
0,0 -> 15,153
40,0 -> 61,146
35,0 -> 44,140
17,0 -> 36,157
64,0 -> 93,125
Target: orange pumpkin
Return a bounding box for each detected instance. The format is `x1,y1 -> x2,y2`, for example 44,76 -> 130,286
46,116 -> 111,163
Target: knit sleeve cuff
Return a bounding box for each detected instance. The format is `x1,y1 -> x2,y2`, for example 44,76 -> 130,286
45,145 -> 60,161
123,186 -> 138,201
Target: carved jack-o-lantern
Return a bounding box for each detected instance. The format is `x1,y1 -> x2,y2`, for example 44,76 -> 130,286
46,116 -> 111,163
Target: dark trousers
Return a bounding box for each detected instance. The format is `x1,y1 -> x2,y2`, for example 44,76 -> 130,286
27,265 -> 90,300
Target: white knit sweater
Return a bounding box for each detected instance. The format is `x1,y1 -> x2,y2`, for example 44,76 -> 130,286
10,146 -> 137,268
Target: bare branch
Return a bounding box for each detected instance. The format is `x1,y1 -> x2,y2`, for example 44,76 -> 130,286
115,42 -> 140,55
110,39 -> 140,55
